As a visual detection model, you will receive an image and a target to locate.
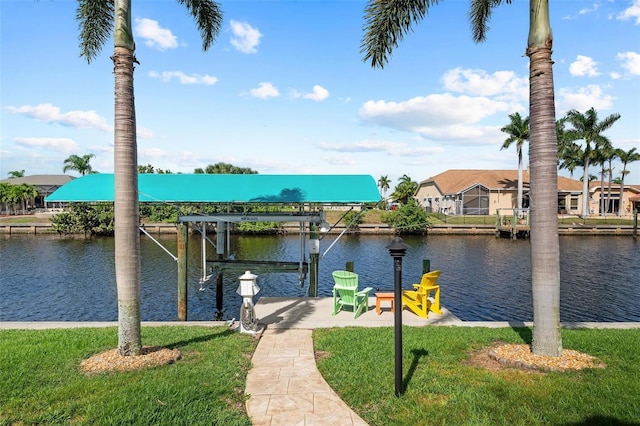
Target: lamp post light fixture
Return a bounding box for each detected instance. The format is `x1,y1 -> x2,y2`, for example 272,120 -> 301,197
237,270 -> 261,334
387,236 -> 409,397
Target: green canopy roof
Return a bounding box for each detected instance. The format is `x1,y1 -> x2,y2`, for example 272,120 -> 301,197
45,174 -> 381,204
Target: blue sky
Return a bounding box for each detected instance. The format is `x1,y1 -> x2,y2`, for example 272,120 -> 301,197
2,0 -> 639,185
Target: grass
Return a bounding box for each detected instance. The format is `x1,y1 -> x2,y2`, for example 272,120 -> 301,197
3,326 -> 639,425
0,326 -> 258,426
313,326 -> 640,426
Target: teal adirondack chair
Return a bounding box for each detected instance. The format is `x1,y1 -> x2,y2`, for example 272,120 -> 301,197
331,270 -> 372,318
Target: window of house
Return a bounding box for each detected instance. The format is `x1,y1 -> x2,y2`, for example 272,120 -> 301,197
570,196 -> 579,209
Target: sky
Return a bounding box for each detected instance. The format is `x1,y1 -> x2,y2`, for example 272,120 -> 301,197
1,0 -> 639,186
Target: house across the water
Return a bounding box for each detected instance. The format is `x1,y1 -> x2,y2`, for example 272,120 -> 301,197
414,169 -> 640,216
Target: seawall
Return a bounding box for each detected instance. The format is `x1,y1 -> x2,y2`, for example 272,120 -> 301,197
0,221 -> 636,236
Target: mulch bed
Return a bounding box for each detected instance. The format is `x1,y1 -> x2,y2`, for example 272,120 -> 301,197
81,346 -> 181,374
467,342 -> 605,373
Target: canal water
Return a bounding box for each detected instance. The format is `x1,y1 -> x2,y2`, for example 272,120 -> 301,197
1,234 -> 638,322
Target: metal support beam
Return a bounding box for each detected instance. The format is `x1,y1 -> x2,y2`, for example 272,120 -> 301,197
309,223 -> 319,297
177,222 -> 188,321
179,212 -> 324,223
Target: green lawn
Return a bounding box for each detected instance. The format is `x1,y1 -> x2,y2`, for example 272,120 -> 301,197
2,326 -> 639,425
0,326 -> 257,426
314,326 -> 640,426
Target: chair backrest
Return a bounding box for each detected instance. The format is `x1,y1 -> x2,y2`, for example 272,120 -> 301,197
419,270 -> 441,288
332,270 -> 358,288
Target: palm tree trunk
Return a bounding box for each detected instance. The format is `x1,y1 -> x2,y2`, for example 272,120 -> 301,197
619,175 -> 626,217
582,159 -> 590,217
599,166 -> 605,216
527,0 -> 562,357
517,150 -> 523,212
113,44 -> 142,356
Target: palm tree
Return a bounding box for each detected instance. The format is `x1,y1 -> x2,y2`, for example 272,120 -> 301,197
63,154 -> 95,176
362,0 -> 562,356
7,170 -> 25,178
602,144 -> 617,215
592,142 -> 609,216
378,175 -> 390,202
17,184 -> 38,214
564,108 -> 621,218
391,174 -> 418,205
76,0 -> 223,356
616,147 -> 640,216
500,112 -> 529,211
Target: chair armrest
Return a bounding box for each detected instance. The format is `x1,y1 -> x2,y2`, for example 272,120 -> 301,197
357,287 -> 373,296
412,284 -> 420,289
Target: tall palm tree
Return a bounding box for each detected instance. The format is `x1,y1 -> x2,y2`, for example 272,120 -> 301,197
76,0 -> 223,356
564,108 -> 621,218
601,144 -> 617,215
616,147 -> 640,216
362,0 -> 563,356
63,154 -> 95,176
378,175 -> 391,201
500,112 -> 529,211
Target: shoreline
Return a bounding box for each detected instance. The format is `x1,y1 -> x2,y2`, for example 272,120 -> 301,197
0,221 -> 636,236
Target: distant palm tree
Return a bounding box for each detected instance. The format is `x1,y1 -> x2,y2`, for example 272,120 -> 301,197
592,141 -> 613,216
76,0 -> 223,356
391,175 -> 418,205
616,147 -> 640,216
377,175 -> 390,201
500,112 -> 529,211
63,154 -> 95,176
7,170 -> 25,178
564,108 -> 621,218
362,0 -> 563,356
602,145 -> 617,215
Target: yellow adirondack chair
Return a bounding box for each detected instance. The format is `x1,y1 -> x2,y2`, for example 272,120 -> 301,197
331,270 -> 372,319
402,270 -> 442,318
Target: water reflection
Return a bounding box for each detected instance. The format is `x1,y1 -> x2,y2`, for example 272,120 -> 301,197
1,234 -> 638,322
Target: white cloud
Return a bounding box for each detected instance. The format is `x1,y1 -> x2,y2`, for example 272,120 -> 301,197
569,55 -> 600,77
5,103 -> 110,131
13,137 -> 78,153
230,20 -> 262,54
290,85 -> 330,102
359,93 -> 511,129
442,68 -> 528,101
303,85 -> 329,102
616,51 -> 640,75
324,155 -> 355,166
139,147 -> 167,159
135,18 -> 178,50
557,84 -> 615,113
137,126 -> 156,139
412,125 -> 503,145
319,140 -> 444,157
250,82 -> 280,99
148,70 -> 218,85
579,2 -> 600,15
617,0 -> 640,24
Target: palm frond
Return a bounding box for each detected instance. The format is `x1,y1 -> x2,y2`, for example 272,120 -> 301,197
361,0 -> 440,69
76,0 -> 114,63
468,0 -> 512,42
178,0 -> 223,51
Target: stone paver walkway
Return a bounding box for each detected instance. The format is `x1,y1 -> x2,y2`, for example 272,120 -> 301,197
245,328 -> 368,426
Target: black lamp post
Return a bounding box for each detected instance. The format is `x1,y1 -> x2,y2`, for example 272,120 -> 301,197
387,236 -> 409,397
